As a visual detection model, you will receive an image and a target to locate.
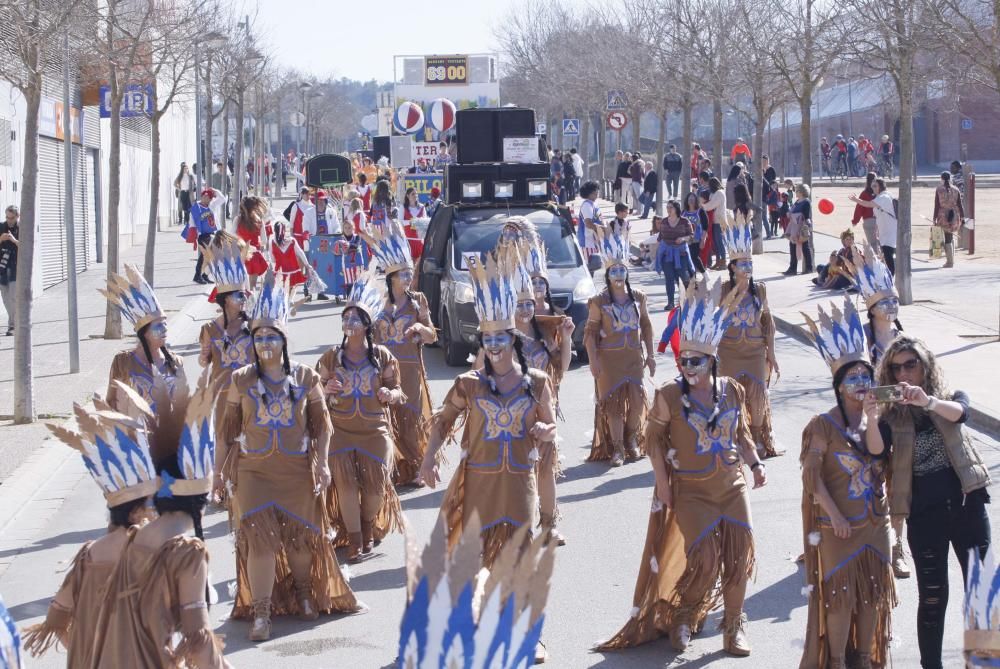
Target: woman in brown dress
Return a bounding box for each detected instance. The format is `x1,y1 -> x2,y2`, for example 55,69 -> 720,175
90,372 -> 230,668
584,224 -> 655,467
361,220 -> 437,488
218,272 -> 359,641
932,170 -> 965,268
317,268 -> 406,563
599,277 -> 766,657
800,297 -> 895,669
717,214 -> 780,458
23,399 -> 158,668
102,264 -> 186,413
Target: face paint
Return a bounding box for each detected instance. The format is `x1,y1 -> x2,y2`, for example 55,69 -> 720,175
842,371 -> 872,400
531,277 -> 547,297
873,297 -> 899,322
393,269 -> 414,288
148,320 -> 168,339
342,310 -> 365,337
501,226 -> 520,243
679,353 -> 710,380
734,260 -> 753,276
608,265 -> 628,284
482,332 -> 513,362
515,300 -> 535,323
253,332 -> 283,360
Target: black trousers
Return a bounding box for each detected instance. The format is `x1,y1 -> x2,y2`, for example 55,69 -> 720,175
881,245 -> 896,275
178,191 -> 192,225
786,240 -> 813,273
907,497 -> 991,669
666,172 -> 680,198
193,232 -> 213,278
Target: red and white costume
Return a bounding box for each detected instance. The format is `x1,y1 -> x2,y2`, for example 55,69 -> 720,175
271,237 -> 308,287
288,199 -> 317,249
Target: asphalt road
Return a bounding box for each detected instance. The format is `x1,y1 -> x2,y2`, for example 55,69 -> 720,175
5,266 -> 999,668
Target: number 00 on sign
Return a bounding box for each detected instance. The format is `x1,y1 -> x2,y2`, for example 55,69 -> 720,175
606,111 -> 627,130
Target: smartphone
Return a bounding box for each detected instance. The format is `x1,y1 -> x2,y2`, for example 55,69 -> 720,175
872,385 -> 904,402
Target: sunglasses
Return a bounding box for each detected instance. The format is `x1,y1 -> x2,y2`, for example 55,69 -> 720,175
679,355 -> 709,369
888,358 -> 921,375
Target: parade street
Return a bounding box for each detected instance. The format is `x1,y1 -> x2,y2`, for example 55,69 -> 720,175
2,240 -> 997,668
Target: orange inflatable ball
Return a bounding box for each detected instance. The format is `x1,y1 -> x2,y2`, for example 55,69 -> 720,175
818,198 -> 835,215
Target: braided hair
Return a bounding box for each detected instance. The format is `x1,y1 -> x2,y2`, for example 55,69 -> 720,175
727,263 -> 761,312
603,267 -> 640,321
680,356 -> 721,430
832,360 -> 875,451
108,496 -> 150,528
152,453 -> 210,604
385,272 -> 415,305
214,291 -> 250,348
137,322 -> 178,375
340,307 -> 381,372
251,327 -> 296,404
478,331 -> 537,402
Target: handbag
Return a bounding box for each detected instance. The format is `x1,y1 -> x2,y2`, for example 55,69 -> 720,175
185,226 -> 198,243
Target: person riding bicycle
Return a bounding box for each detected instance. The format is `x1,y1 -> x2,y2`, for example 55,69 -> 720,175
831,135 -> 848,175
878,135 -> 894,169
858,134 -> 874,160
820,137 -> 832,176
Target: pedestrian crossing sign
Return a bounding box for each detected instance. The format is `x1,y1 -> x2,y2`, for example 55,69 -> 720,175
607,90 -> 628,111
562,118 -> 580,136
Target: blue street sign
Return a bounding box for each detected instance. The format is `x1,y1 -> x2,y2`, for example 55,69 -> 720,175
99,84 -> 154,118
606,90 -> 628,111
562,118 -> 580,136
961,118 -> 973,130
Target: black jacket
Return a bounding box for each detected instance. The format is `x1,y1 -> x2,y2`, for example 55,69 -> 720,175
0,222 -> 18,284
643,171 -> 658,194
663,152 -> 683,173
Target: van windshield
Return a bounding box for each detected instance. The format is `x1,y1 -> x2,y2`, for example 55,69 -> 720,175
452,209 -> 581,270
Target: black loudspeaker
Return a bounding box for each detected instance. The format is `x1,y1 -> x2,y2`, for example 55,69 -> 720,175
496,108 -> 536,142
499,162 -> 551,200
372,136 -> 391,163
455,109 -> 498,164
445,164 -> 501,203
304,154 -> 353,188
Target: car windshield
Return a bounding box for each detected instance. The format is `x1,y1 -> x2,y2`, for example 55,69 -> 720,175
452,209 -> 581,270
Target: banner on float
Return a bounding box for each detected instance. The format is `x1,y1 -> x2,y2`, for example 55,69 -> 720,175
403,174 -> 444,204
411,141 -> 440,163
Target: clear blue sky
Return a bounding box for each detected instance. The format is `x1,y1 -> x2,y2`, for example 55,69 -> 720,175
256,0 -> 515,83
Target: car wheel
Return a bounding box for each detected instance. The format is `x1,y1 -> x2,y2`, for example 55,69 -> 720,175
442,311 -> 468,367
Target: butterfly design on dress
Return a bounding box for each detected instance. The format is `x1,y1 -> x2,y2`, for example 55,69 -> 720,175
214,334 -> 253,369
732,297 -> 758,332
521,338 -> 550,371
377,312 -> 414,345
338,366 -> 376,399
249,385 -> 297,429
834,451 -> 881,503
475,396 -> 533,441
687,408 -> 740,460
130,369 -> 177,412
602,303 -> 639,333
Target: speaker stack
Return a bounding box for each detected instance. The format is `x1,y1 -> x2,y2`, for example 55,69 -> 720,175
454,107 -> 542,164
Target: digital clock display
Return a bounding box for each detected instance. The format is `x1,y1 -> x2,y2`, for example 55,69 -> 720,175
425,56 -> 468,85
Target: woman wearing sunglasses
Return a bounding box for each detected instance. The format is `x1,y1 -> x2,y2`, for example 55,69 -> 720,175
317,269 -> 406,563
102,264 -> 186,414
799,297 -> 896,669
717,211 -> 780,459
878,335 -> 991,669
599,276 -> 765,657
584,224 -> 655,467
219,272 -> 359,641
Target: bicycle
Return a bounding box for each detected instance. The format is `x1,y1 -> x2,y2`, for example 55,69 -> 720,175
821,153 -> 832,179
831,151 -> 849,181
876,154 -> 894,179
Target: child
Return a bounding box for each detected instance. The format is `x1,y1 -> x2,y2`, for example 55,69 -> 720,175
349,197 -> 367,233
610,202 -> 630,237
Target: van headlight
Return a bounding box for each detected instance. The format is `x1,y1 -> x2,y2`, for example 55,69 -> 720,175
454,282 -> 475,304
573,277 -> 597,301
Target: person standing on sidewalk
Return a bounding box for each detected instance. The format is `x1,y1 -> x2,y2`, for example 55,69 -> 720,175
188,189 -> 219,284
933,171 -> 965,269
663,144 -> 683,199
23,400 -> 157,668
851,172 -> 880,249
570,147 -> 584,195
317,270 -> 406,563
799,297 -> 896,669
639,161 -> 658,219
598,276 -> 764,657
878,335 -> 992,669
718,205 -> 781,459
629,153 -> 645,214
702,177 -> 729,270
783,184 -> 814,276
682,191 -> 708,274
0,205 -> 19,336
102,265 -> 186,414
654,200 -> 694,311
174,162 -> 195,226
209,161 -> 232,220
850,178 -> 896,274
219,272 -> 360,641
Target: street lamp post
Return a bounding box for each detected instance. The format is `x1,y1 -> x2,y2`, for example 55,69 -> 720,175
194,32 -> 226,197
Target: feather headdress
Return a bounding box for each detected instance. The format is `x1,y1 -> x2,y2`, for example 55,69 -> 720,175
100,263 -> 164,333
466,249 -> 517,332
964,548 -> 1000,666
802,296 -> 868,375
397,513 -> 555,669
721,211 -> 753,261
678,276 -> 740,356
845,244 -> 897,309
358,218 -> 413,275
0,594 -> 22,669
591,223 -> 629,269
203,230 -> 249,294
249,270 -> 291,335
495,215 -> 548,282
346,266 -> 385,320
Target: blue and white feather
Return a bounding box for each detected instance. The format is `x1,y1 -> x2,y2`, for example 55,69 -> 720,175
721,211 -> 754,260
678,276 -> 739,356
204,232 -> 249,295
846,243 -> 896,309
249,271 -> 291,334
965,548 -> 1000,663
347,266 -> 385,320
100,263 -> 164,333
801,296 -> 868,374
359,219 -> 413,275
466,249 -> 517,331
591,224 -> 630,269
0,593 -> 22,669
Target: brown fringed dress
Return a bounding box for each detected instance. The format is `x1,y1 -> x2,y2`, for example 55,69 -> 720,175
222,363 -> 359,619
317,344 -> 406,546
106,350 -> 186,413
799,413 -> 896,668
521,314 -> 569,413
199,320 -> 253,439
373,293 -> 436,486
89,533 -> 226,668
718,280 -> 779,457
431,368 -> 552,568
586,288 -> 652,460
599,378 -> 756,649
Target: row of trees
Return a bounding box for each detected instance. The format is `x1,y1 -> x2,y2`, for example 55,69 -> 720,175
497,0 -> 1000,303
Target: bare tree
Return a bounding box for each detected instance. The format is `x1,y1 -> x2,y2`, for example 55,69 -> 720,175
927,0 -> 1000,96
771,0 -> 853,186
0,0 -> 86,422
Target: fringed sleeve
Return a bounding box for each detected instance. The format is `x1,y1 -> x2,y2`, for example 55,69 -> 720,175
758,283 -> 776,358
175,606 -> 226,669
416,293 -> 437,344
728,379 -> 756,458
430,375 -> 470,444
170,540 -> 227,669
22,542 -> 92,656
645,385 -> 673,468
800,415 -> 829,497
218,374 -> 245,487
303,367 -> 332,456
378,346 -> 404,393
583,294 -> 604,342
636,290 -> 654,352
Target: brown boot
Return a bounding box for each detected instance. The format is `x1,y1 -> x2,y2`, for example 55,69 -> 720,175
892,536 -> 911,579
248,598 -> 272,642
361,520 -> 375,554
721,610 -> 751,656
610,442 -> 625,467
943,242 -> 955,268
347,531 -> 363,563
856,653 -> 873,669
540,512 -> 566,547
625,436 -> 641,462
827,658 -> 846,669
294,579 -> 319,621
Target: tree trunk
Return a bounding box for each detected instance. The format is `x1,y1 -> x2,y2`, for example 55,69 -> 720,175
144,114 -> 161,285
713,97 -> 723,168
580,113 -> 590,180
104,87 -> 123,339
598,111 -> 606,182
13,81 -> 42,423
235,91 -> 245,205
799,91 -> 814,186
682,99 -> 694,199
631,108 -> 641,152
752,114 -> 765,255
655,108 -> 667,217
222,104 -> 230,213
895,80 -> 914,305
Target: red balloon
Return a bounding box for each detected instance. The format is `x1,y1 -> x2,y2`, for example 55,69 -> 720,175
818,198 -> 835,215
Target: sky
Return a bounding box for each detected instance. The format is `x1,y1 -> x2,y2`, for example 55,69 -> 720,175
255,0 -> 515,83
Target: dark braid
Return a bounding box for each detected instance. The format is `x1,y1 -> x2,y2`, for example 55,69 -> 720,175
108,496 -> 149,528
680,357 -> 720,429
727,264 -> 761,311
528,315 -> 545,344
251,327 -> 293,403
482,354 -> 499,395
215,291 -> 250,350
512,335 -> 538,403
832,361 -> 875,452
153,451 -> 211,605
605,268 -> 640,320
385,273 -> 415,305
138,322 -> 177,375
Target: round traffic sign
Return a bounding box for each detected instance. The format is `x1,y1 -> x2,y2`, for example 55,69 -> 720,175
606,111 -> 628,130
289,111 -> 306,127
